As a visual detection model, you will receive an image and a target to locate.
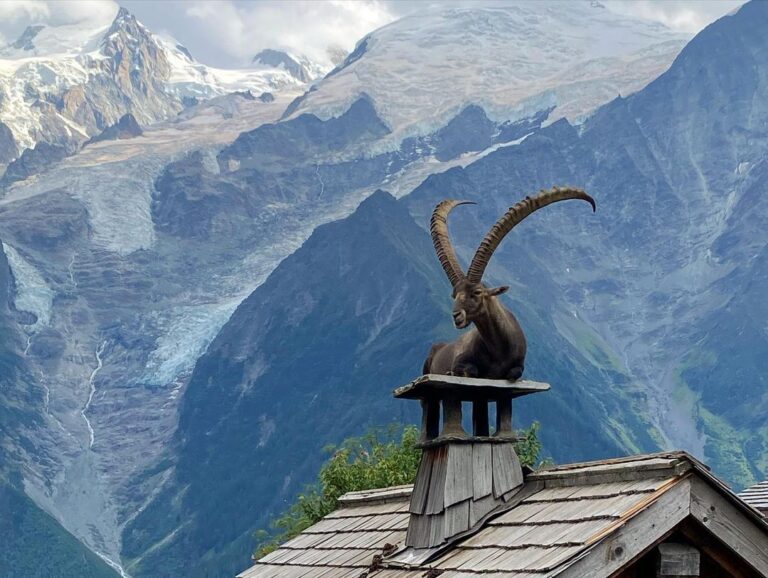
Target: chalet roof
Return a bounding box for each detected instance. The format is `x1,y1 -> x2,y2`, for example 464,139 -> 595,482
740,480 -> 768,513
238,452 -> 768,578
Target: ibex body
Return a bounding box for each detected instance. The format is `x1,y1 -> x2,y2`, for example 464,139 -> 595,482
423,187 -> 595,380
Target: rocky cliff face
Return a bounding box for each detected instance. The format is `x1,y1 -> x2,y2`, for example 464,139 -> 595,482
1,142 -> 69,187
0,122 -> 17,167
0,244 -> 120,578
0,8 -> 176,157
86,114 -> 143,146
251,49 -> 321,83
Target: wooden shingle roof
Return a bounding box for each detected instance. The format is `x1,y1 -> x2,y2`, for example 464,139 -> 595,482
740,480 -> 768,513
238,452 -> 768,578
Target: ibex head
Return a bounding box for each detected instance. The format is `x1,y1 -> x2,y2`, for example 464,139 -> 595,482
451,280 -> 508,329
431,187 -> 596,329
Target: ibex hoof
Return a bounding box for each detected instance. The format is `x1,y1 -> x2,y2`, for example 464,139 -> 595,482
454,364 -> 479,378
507,367 -> 523,381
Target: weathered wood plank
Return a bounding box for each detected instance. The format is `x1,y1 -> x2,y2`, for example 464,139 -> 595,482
404,513 -> 429,548
339,484 -> 412,505
739,480 -> 768,513
444,499 -> 471,538
393,375 -> 550,400
689,476 -> 768,577
529,454 -> 691,488
553,478 -> 691,578
445,443 -> 473,507
429,511 -> 446,546
410,454 -> 432,514
473,443 -> 493,499
677,518 -> 756,578
469,493 -> 499,528
492,443 -> 522,498
441,396 -> 467,437
657,542 -> 700,576
495,396 -> 513,437
426,445 -> 448,515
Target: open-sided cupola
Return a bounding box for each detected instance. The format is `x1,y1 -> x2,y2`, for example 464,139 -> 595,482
393,374 -> 549,549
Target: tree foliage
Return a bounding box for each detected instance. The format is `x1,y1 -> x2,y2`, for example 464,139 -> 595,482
254,421 -> 546,559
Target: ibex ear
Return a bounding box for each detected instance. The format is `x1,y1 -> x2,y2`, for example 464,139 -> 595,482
488,286 -> 509,296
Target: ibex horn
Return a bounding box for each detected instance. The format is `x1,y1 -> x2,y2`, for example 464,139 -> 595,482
430,200 -> 476,287
466,187 -> 595,284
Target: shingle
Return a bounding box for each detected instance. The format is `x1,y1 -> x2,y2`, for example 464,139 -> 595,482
460,519 -> 608,549
489,491 -> 654,526
326,500 -> 410,519
740,480 -> 768,510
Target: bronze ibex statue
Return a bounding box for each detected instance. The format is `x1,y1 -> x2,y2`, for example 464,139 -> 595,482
423,187 -> 595,380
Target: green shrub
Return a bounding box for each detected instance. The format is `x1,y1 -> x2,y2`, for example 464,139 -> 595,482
254,421 -> 545,558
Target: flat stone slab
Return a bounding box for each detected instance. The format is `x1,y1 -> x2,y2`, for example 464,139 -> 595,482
393,374 -> 550,400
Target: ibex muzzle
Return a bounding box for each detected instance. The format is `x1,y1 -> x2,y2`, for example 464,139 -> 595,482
423,187 -> 596,380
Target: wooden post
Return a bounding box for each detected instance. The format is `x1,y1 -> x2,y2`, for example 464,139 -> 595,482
495,395 -> 514,438
441,396 -> 466,437
657,543 -> 700,577
472,400 -> 490,437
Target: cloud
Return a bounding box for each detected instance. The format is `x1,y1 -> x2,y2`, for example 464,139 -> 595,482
0,0 -> 117,46
0,1 -> 51,25
184,0 -> 397,66
1,0 -> 746,69
43,0 -> 118,27
157,0 -> 742,67
119,0 -> 396,68
602,0 -> 745,32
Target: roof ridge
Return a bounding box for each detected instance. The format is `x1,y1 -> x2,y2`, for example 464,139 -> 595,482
533,451 -> 693,473
338,484 -> 413,505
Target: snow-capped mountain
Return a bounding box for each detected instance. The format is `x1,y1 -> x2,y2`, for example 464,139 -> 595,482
286,1 -> 690,145
0,7 -> 316,164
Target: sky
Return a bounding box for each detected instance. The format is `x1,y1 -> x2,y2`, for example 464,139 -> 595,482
0,0 -> 745,68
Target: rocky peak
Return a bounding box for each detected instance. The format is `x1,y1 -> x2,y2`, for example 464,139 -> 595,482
9,25 -> 45,51
251,49 -> 311,82
101,6 -> 157,56
0,122 -> 18,167
85,113 -> 143,146
103,7 -> 138,39
100,6 -> 171,95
